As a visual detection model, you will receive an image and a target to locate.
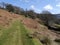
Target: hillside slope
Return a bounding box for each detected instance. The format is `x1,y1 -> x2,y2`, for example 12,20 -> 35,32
0,9 -> 60,45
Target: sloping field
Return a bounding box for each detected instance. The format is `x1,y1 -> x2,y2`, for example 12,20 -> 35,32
0,9 -> 42,45
0,9 -> 60,45
0,20 -> 42,45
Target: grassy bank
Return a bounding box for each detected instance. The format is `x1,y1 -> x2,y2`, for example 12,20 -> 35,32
0,20 -> 42,45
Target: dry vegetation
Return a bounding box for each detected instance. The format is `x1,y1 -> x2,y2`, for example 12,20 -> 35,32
0,9 -> 60,45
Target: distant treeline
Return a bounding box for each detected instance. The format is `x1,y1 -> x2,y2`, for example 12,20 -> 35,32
0,2 -> 60,30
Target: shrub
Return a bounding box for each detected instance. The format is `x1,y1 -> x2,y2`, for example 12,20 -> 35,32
6,4 -> 14,12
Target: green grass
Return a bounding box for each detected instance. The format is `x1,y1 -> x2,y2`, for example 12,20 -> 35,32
0,20 -> 42,45
0,21 -> 19,45
19,22 -> 35,45
32,38 -> 42,45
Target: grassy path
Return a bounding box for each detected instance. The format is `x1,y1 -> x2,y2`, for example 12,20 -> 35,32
0,21 -> 22,45
0,21 -> 35,45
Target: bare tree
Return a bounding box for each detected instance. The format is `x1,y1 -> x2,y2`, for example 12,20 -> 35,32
0,2 -> 6,9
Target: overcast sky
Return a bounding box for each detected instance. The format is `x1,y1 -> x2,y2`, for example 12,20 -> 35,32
0,0 -> 60,14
